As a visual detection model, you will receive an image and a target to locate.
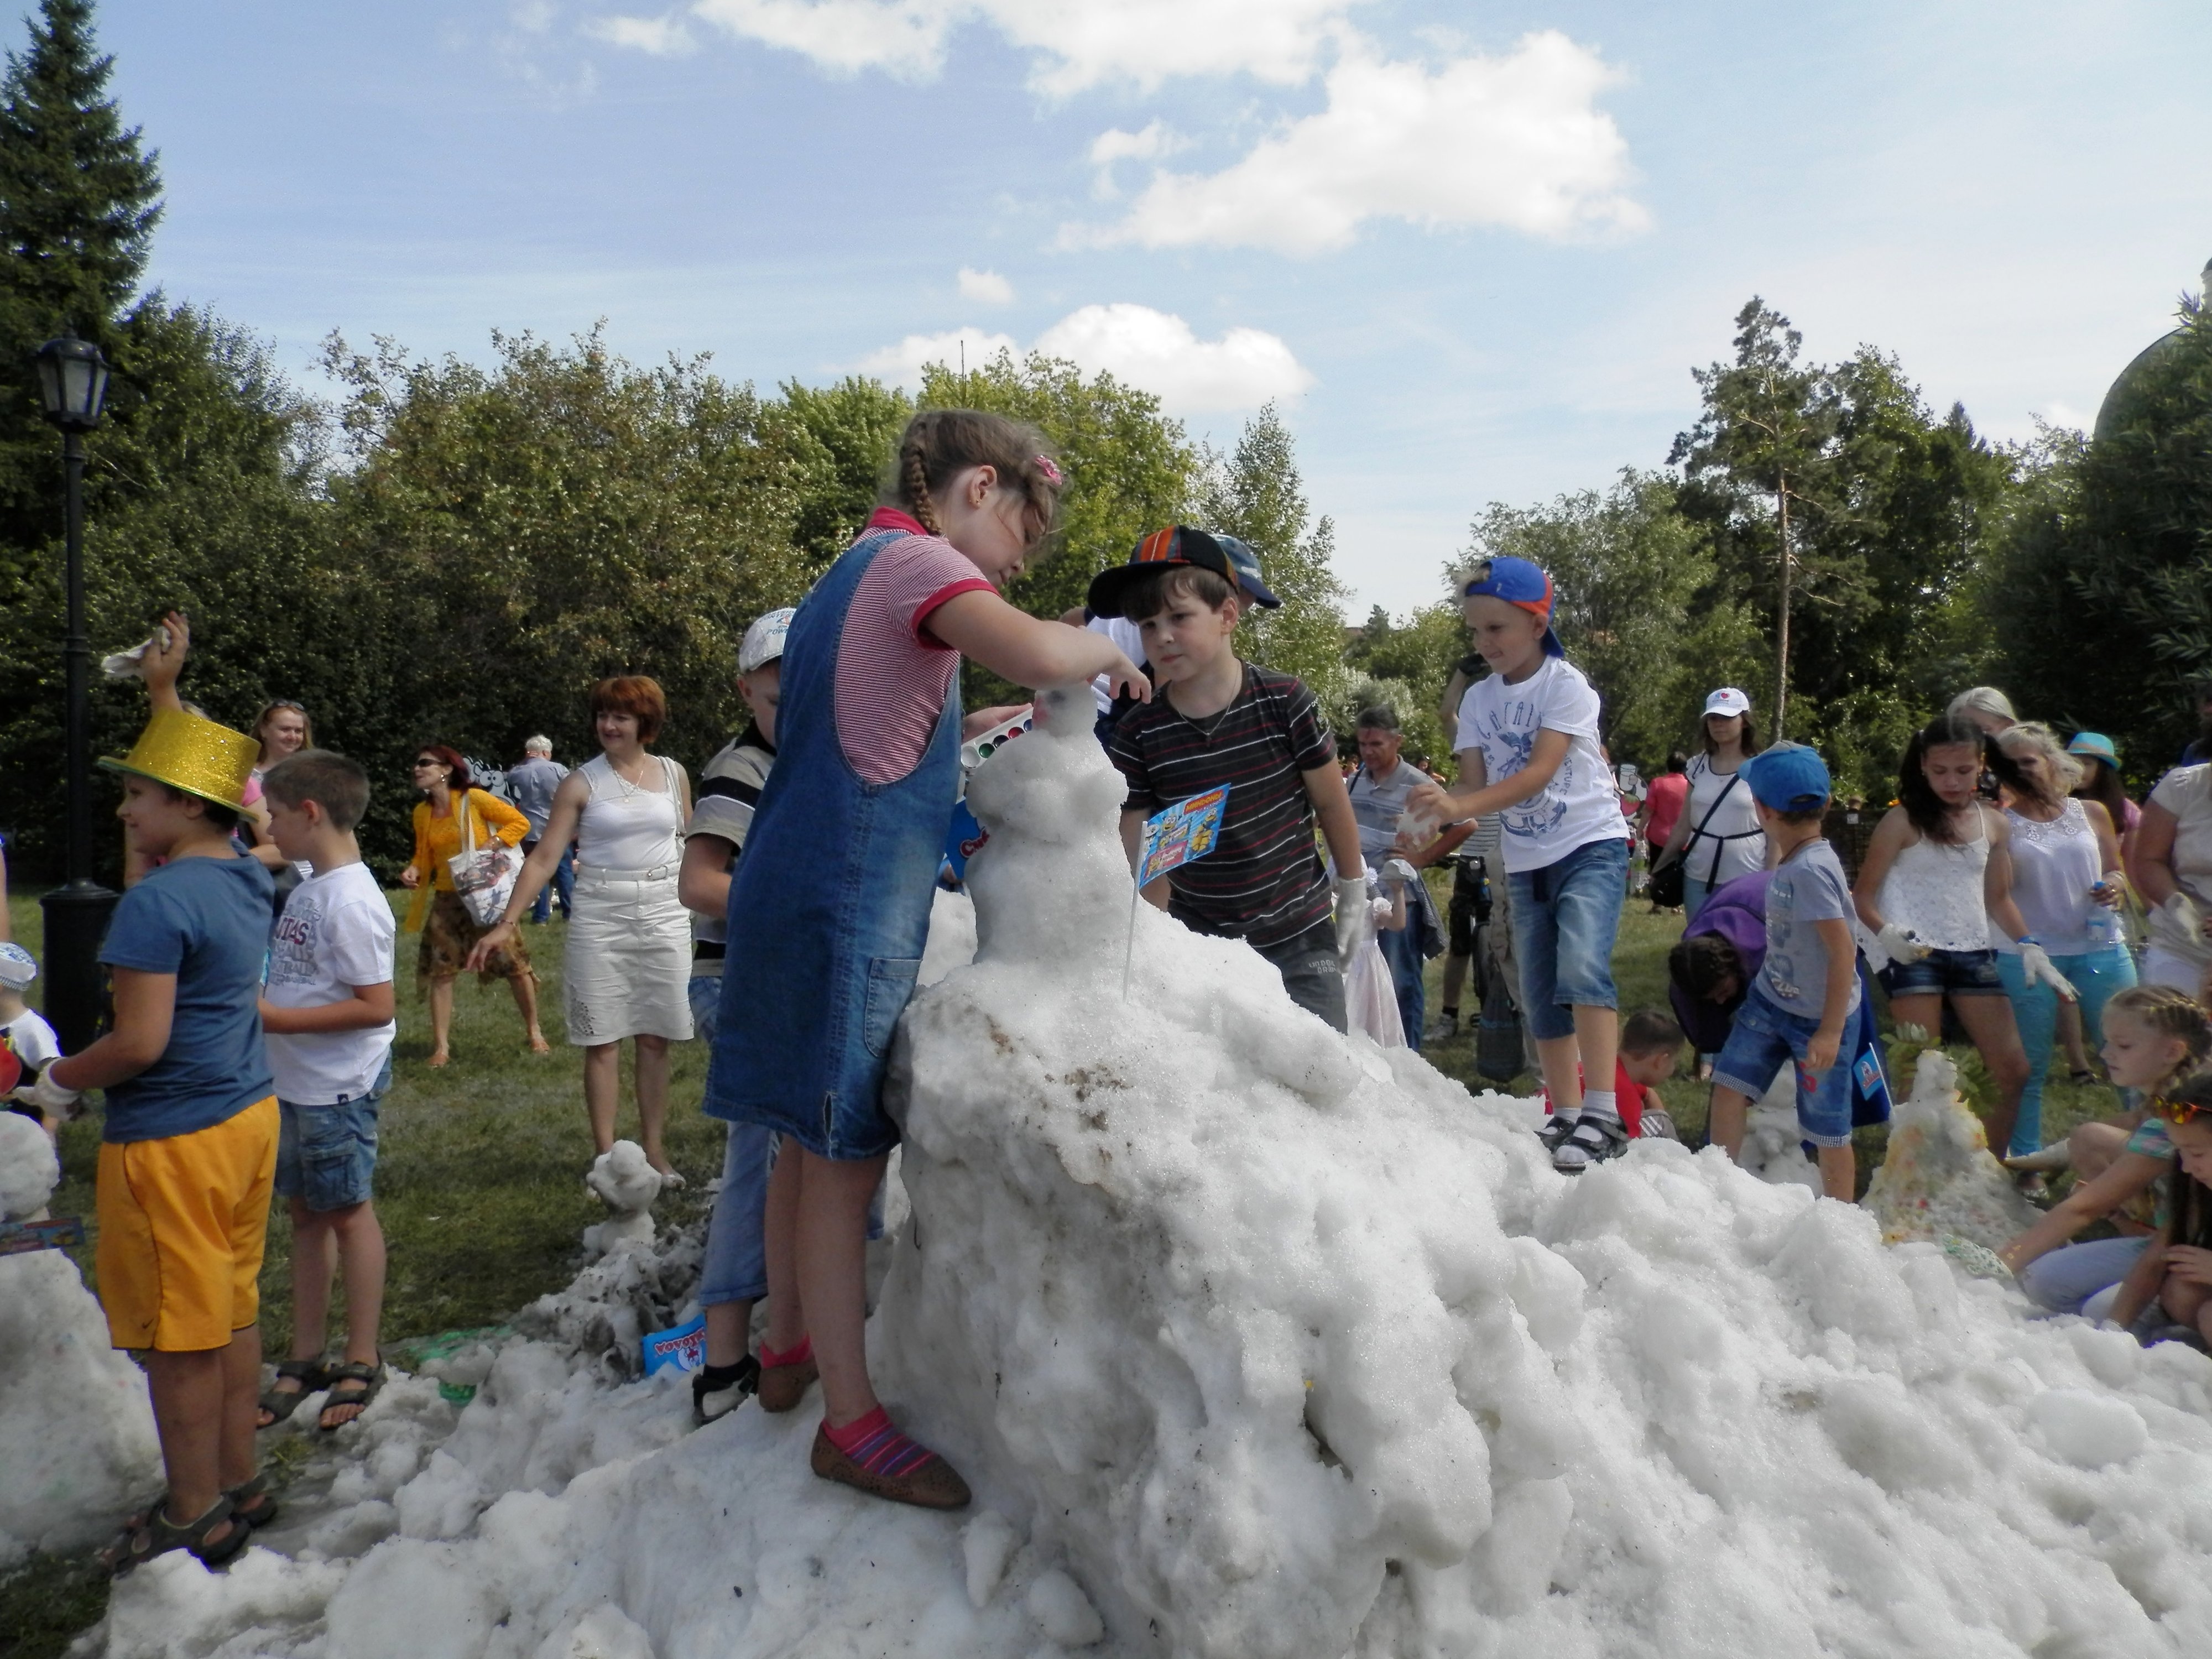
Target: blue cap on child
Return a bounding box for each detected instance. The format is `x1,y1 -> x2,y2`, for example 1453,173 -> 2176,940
1738,742 -> 1832,813
1461,556 -> 1566,659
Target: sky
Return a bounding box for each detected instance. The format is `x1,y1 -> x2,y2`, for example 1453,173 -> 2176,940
81,0 -> 2212,617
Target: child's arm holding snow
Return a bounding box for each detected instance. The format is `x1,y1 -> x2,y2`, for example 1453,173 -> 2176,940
2106,1224 -> 2172,1329
1999,1151 -> 2169,1275
927,590 -> 1149,697
1301,763 -> 1365,880
38,969 -> 174,1096
1804,917 -> 1856,1073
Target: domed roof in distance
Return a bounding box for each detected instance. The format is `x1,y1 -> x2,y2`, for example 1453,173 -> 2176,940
2094,258 -> 2212,444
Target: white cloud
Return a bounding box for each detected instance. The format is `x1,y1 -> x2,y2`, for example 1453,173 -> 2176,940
857,304 -> 1312,414
857,325 -> 1020,382
682,0 -> 1363,91
1068,32 -> 1646,255
1087,121 -> 1187,200
957,266 -> 1014,304
585,12 -> 699,55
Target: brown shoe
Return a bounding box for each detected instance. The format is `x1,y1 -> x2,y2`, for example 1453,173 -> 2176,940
811,1425 -> 971,1510
757,1356 -> 818,1413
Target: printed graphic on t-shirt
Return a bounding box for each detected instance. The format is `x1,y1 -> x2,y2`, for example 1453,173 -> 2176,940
1463,693 -> 1569,841
269,894 -> 325,989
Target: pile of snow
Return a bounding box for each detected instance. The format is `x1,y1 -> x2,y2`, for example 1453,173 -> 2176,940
1864,1048 -> 2042,1250
0,1113 -> 163,1565
71,685 -> 2212,1656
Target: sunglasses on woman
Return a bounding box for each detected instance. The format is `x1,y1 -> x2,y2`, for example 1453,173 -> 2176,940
412,758 -> 442,770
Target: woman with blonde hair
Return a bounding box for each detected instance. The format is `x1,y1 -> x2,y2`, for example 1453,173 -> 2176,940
1991,722 -> 2133,1163
471,677 -> 693,1176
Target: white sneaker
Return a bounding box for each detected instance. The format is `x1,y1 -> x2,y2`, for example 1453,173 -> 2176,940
1422,1011 -> 1460,1044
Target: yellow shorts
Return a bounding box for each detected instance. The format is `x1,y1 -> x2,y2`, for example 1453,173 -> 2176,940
96,1096 -> 279,1352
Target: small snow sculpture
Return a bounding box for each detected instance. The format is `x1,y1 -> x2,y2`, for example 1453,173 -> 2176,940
582,1140 -> 666,1257
1862,1047 -> 2039,1251
0,1109 -> 59,1221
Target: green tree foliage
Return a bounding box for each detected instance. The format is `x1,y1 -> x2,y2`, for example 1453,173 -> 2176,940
776,374 -> 913,565
1343,600 -> 1468,766
0,0 -> 161,556
1194,402 -> 1350,700
1991,301 -> 2212,771
1467,471 -> 1763,773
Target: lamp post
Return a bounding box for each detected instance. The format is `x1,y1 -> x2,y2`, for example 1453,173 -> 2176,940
34,333 -> 115,1054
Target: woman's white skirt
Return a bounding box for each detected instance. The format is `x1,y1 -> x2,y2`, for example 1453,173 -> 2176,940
564,866 -> 695,1044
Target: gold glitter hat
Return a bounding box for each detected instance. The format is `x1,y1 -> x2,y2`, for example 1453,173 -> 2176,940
100,707 -> 258,811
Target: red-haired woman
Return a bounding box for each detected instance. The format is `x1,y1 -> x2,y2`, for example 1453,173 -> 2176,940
472,677 -> 694,1175
400,745 -> 548,1065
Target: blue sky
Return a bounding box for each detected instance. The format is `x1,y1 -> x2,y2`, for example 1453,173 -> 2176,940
88,0 -> 2212,615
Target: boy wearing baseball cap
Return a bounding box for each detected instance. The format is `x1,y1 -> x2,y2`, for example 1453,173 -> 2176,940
677,605 -> 792,1420
1705,742 -> 1862,1201
1091,527 -> 1366,1032
1406,555 -> 1633,1171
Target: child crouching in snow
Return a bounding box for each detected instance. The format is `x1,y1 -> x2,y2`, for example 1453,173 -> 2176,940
703,410 -> 1147,1511
2106,1071 -> 2212,1344
1406,556 -> 1632,1172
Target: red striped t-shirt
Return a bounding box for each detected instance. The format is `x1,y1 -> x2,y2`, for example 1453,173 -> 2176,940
834,509 -> 995,786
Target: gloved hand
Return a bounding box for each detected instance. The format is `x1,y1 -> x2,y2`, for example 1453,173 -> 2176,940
2018,942 -> 2078,1002
12,1070 -> 80,1117
2162,890 -> 2207,940
1877,923 -> 1931,964
1333,874 -> 1371,968
1381,857 -> 1420,888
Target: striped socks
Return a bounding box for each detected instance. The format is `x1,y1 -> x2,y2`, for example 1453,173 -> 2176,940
822,1406 -> 942,1480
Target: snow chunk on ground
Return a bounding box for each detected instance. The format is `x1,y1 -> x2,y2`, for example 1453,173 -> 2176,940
69,682 -> 2212,1658
1864,1046 -> 2041,1250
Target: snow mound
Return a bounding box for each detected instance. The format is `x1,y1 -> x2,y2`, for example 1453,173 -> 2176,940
1,1113 -> 161,1564
79,682 -> 2212,1657
1864,1047 -> 2041,1250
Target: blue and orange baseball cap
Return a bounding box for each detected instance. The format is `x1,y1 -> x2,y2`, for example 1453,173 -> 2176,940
1086,526 -> 1283,619
1739,742 -> 1832,813
1462,556 -> 1564,659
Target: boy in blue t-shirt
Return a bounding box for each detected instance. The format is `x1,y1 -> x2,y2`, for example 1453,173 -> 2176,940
1705,743 -> 1862,1200
16,709 -> 278,1574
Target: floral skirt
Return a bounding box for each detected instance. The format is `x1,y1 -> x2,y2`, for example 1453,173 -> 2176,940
417,889 -> 534,990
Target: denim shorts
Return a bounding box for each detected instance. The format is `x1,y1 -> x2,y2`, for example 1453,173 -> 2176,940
1712,992 -> 1855,1147
274,1055 -> 392,1212
1877,946 -> 2005,999
1507,836 -> 1628,1041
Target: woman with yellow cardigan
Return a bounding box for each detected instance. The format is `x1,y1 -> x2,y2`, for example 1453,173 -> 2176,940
400,745 -> 550,1065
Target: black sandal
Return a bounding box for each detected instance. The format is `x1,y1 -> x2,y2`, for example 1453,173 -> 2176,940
1553,1113 -> 1629,1173
227,1470 -> 279,1530
103,1494 -> 248,1578
692,1355 -> 761,1425
317,1360 -> 387,1432
258,1357 -> 328,1428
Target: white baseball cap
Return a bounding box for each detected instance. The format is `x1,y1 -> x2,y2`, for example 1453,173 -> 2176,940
0,942 -> 35,989
1703,687 -> 1752,718
739,608 -> 796,675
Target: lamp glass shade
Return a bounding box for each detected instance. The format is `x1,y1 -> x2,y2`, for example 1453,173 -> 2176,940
33,336 -> 109,430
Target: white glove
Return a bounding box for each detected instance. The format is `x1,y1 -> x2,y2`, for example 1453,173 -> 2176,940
2017,942 -> 2078,1002
1332,875 -> 1370,969
12,1071 -> 80,1115
2162,890 -> 2207,940
1381,857 -> 1420,888
1877,923 -> 1931,964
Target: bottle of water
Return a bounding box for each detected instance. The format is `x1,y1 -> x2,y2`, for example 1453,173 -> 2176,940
2086,883 -> 2123,953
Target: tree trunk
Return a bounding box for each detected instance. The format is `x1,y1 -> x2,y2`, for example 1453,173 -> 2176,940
1773,485 -> 1792,740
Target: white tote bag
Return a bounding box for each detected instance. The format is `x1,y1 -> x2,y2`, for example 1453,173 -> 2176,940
445,790 -> 520,927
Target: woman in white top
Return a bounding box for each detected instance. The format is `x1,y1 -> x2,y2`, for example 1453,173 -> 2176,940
1855,713 -> 2069,1161
1652,686 -> 1767,917
472,676 -> 695,1176
1989,723 -> 2133,1159
2130,759 -> 2212,998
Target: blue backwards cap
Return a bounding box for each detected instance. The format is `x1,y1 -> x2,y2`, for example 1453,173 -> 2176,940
1738,742 -> 1832,812
1463,556 -> 1564,659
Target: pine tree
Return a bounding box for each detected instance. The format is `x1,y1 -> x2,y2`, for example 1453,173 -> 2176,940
0,0 -> 163,551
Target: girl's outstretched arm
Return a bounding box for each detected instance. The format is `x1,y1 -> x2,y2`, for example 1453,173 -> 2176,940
2106,1224 -> 2171,1329
928,590 -> 1149,698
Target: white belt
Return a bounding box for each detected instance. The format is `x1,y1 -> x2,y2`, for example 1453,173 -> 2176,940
578,862 -> 679,883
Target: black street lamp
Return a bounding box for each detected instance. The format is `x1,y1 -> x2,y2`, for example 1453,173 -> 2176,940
34,332 -> 116,1053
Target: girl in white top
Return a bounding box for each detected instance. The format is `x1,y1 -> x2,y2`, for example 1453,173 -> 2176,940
472,677 -> 695,1177
1653,687 -> 1767,917
2132,760 -> 2212,998
1989,723 -> 2135,1159
1854,712 -> 2071,1161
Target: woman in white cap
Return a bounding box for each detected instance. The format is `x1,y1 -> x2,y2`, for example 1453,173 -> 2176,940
1652,687 -> 1767,917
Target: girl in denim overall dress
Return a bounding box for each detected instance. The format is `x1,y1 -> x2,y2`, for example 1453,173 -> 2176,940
704,410 -> 1147,1509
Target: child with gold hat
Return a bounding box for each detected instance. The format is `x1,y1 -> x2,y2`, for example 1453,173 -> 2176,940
13,707 -> 281,1574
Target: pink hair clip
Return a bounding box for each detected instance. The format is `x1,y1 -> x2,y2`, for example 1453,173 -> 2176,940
1034,455 -> 1064,486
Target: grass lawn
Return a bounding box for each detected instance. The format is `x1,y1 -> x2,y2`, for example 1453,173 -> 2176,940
0,878 -> 2132,1652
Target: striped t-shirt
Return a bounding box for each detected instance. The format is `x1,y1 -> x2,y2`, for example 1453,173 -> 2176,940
1109,664 -> 1336,948
834,510 -> 995,785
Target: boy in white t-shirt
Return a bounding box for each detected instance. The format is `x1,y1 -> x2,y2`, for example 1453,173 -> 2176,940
254,750 -> 399,1433
1,942 -> 63,1135
1407,556 -> 1633,1172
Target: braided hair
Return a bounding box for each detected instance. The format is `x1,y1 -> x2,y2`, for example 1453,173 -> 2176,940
883,410 -> 1063,545
2110,984 -> 2212,1104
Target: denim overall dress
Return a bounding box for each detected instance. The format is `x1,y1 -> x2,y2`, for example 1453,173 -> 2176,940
703,524 -> 963,1161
